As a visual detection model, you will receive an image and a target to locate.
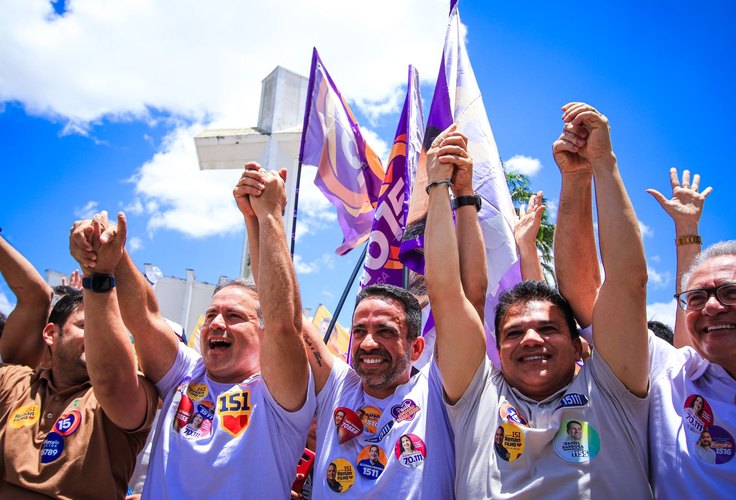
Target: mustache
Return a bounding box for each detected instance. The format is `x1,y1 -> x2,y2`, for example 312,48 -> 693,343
354,349 -> 391,360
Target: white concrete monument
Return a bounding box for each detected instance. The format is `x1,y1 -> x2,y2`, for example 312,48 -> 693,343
194,66 -> 308,279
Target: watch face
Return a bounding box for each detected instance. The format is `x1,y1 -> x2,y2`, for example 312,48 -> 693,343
84,274 -> 115,292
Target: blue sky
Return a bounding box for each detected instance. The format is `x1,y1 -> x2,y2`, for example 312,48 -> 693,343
1,0 -> 734,329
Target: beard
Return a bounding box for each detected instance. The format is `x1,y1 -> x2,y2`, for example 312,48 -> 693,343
352,348 -> 412,391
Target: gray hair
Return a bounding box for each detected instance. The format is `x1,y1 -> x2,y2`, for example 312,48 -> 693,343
681,240 -> 736,290
212,278 -> 264,329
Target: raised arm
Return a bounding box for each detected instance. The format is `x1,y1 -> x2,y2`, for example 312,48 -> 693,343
238,164 -> 308,411
71,212 -> 153,430
451,137 -> 488,322
70,214 -> 178,384
556,102 -> 648,396
552,117 -> 601,328
235,162 -> 333,394
0,235 -> 53,367
646,167 -> 712,348
425,127 -> 487,404
514,191 -> 546,282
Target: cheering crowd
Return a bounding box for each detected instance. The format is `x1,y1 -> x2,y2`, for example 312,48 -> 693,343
0,102 -> 732,499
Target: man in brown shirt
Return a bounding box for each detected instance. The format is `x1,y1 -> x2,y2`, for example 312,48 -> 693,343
0,217 -> 158,499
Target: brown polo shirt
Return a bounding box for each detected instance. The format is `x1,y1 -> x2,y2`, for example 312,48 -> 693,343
0,364 -> 157,499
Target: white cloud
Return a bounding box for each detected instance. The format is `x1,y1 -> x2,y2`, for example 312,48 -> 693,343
128,236 -> 143,252
544,199 -> 558,221
647,265 -> 672,289
361,128 -> 390,166
638,220 -> 654,238
0,0 -> 449,125
504,155 -> 543,177
294,253 -> 335,275
74,200 -> 99,219
646,299 -> 677,329
0,0 -> 453,240
0,290 -> 14,315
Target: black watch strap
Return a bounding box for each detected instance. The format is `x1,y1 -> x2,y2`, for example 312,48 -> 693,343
452,194 -> 482,212
82,274 -> 116,293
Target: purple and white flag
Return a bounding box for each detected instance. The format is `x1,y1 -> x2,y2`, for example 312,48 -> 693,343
400,0 -> 521,361
299,48 -> 385,256
359,66 -> 424,288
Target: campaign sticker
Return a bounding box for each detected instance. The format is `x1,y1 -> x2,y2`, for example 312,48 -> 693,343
40,432 -> 64,464
217,390 -> 252,438
693,426 -> 734,465
499,402 -> 528,426
394,434 -> 427,468
494,423 -> 525,462
358,406 -> 382,434
365,420 -> 394,444
187,383 -> 208,401
555,393 -> 590,411
553,420 -> 600,463
683,394 -> 714,433
356,445 -> 387,480
334,407 -> 363,444
54,410 -> 82,437
391,399 -> 421,423
10,403 -> 40,429
174,394 -> 195,432
182,401 -> 215,439
326,458 -> 356,493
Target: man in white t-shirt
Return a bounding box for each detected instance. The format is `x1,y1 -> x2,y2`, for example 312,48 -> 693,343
425,103 -> 652,498
70,162 -> 314,498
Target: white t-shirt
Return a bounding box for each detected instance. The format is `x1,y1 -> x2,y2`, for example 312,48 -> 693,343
142,343 -> 315,499
312,358 -> 454,498
447,352 -> 652,499
649,334 -> 736,498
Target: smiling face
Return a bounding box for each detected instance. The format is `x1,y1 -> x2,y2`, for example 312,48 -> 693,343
327,463 -> 337,481
684,255 -> 736,375
700,431 -> 713,449
567,421 -> 583,441
369,446 -> 379,462
498,300 -> 581,401
350,296 -> 423,399
402,435 -> 413,452
200,286 -> 262,383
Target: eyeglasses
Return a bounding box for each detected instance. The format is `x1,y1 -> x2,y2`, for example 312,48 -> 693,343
675,283 -> 736,311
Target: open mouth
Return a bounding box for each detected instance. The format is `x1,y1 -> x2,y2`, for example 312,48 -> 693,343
360,357 -> 388,366
519,354 -> 549,362
208,338 -> 232,351
703,323 -> 736,333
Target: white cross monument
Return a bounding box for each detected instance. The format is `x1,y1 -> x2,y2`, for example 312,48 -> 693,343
193,66 -> 308,280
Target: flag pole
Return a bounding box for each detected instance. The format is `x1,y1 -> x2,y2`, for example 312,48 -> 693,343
323,243 -> 368,344
292,48 -> 320,258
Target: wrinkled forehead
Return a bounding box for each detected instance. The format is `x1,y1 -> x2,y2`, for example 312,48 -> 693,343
210,285 -> 259,311
353,296 -> 405,324
688,255 -> 736,288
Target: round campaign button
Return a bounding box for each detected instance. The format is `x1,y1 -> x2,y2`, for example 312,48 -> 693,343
358,406 -> 381,434
333,407 -> 364,444
683,394 -> 715,433
356,445 -> 387,480
499,402 -> 528,426
326,458 -> 356,493
41,432 -> 64,464
394,434 -> 427,468
553,420 -> 600,463
494,423 -> 525,462
54,410 -> 81,437
693,425 -> 735,465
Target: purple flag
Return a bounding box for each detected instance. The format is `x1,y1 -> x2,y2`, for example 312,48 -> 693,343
299,48 -> 385,256
359,66 -> 424,288
400,1 -> 521,361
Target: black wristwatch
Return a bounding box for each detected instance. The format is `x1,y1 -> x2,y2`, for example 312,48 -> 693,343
452,194 -> 482,212
82,274 -> 116,293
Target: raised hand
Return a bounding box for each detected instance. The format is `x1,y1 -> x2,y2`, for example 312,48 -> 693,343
553,102 -> 614,174
514,191 -> 545,249
646,167 -> 712,231
233,162 -> 267,217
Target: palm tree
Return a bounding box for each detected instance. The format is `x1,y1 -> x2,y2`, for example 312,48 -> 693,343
505,172 -> 555,281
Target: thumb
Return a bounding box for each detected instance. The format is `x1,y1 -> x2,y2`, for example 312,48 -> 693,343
645,188 -> 668,209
